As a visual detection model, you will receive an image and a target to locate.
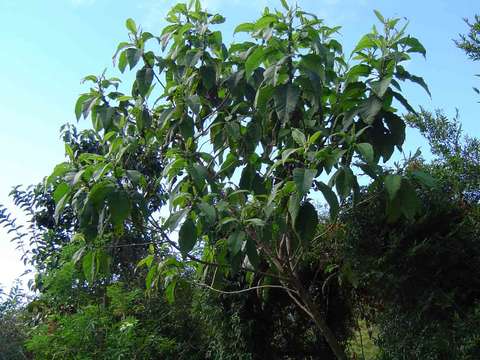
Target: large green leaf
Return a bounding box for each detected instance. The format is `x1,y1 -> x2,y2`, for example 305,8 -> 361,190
136,67 -> 154,97
228,230 -> 245,256
245,46 -> 264,79
89,181 -> 115,208
165,279 -> 177,304
178,218 -> 197,255
165,209 -> 188,231
188,163 -> 208,190
386,180 -> 421,221
254,15 -> 277,30
199,65 -> 216,90
385,174 -> 402,200
95,249 -> 111,276
391,89 -> 416,114
108,190 -> 131,230
360,96 -> 383,124
398,181 -> 421,219
335,167 -> 354,201
352,34 -> 376,54
54,193 -> 69,223
371,76 -> 392,97
273,84 -> 300,125
373,9 -> 385,23
126,48 -> 141,70
82,251 -> 95,284
219,153 -> 238,178
346,64 -> 371,81
355,143 -> 374,163
75,94 -> 91,120
317,181 -> 339,219
292,128 -> 306,146
125,18 -> 137,33
293,168 -> 316,196
411,170 -> 436,188
145,264 -> 157,289
398,36 -> 426,57
288,192 -> 300,223
53,182 -> 70,204
234,22 -> 254,34
198,201 -> 216,224
239,165 -> 255,191
118,51 -> 128,73
395,65 -> 430,96
245,239 -> 260,268
254,85 -> 274,111
295,201 -> 318,243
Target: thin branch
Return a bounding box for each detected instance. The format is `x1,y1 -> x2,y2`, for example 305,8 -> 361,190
192,281 -> 299,295
285,287 -> 314,319
313,223 -> 336,242
143,55 -> 166,90
192,94 -> 231,141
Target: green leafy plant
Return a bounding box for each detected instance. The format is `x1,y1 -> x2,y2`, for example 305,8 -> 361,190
42,1 -> 429,357
340,112 -> 480,358
455,14 -> 480,62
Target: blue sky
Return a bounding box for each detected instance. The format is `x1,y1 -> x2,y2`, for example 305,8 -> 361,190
0,0 -> 478,289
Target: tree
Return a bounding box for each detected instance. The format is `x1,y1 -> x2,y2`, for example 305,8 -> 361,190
407,109 -> 480,202
341,110 -> 480,358
455,15 -> 480,61
0,281 -> 30,360
43,1 -> 429,358
455,14 -> 480,96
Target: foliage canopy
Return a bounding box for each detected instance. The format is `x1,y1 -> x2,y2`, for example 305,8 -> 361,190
39,1 -> 431,358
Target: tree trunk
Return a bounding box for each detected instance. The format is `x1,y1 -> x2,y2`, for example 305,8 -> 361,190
291,273 -> 347,360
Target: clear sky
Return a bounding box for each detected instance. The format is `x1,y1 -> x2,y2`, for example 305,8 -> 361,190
0,0 -> 478,290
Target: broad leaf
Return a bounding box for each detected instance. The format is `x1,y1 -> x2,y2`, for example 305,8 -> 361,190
245,46 -> 264,79
234,22 -> 254,34
360,96 -> 383,124
53,182 -> 70,204
293,168 -> 316,196
179,218 -> 197,255
295,201 -> 318,243
126,48 -> 141,70
82,251 -> 95,284
292,128 -> 306,146
356,143 -> 374,163
136,67 -> 154,97
273,84 -> 300,125
398,181 -> 421,219
411,170 -> 436,188
165,209 -> 188,231
228,230 -> 245,256
108,190 -> 131,230
371,76 -> 392,97
288,192 -> 300,223
335,167 -> 354,201
126,18 -> 137,33
385,174 -> 402,200
198,201 -> 216,224
245,239 -> 260,268
317,181 -> 339,219
352,34 -> 376,54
